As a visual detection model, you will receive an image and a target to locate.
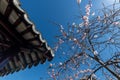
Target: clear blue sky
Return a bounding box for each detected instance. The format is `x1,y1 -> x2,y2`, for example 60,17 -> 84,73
0,0 -> 115,80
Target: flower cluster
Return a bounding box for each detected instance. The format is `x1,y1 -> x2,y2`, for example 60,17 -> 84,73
113,21 -> 120,26
79,69 -> 93,73
82,4 -> 92,27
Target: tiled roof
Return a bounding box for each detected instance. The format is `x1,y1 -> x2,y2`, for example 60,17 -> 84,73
0,0 -> 54,76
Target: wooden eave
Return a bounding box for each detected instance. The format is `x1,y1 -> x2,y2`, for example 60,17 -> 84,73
0,0 -> 54,76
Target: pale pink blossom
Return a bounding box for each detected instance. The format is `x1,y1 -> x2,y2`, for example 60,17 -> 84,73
82,16 -> 88,20
79,70 -> 84,73
62,32 -> 67,37
59,62 -> 63,65
72,22 -> 77,27
104,20 -> 107,23
73,38 -> 78,44
69,38 -> 72,41
85,4 -> 91,9
77,30 -> 80,33
72,22 -> 75,26
60,25 -> 64,30
86,12 -> 90,16
52,69 -> 55,72
109,39 -> 114,43
94,35 -> 98,38
93,50 -> 98,55
74,74 -> 79,78
49,63 -> 53,67
59,39 -> 64,44
86,7 -> 90,13
54,45 -> 59,51
79,22 -> 84,27
84,22 -> 89,26
70,77 -> 73,80
85,6 -> 91,16
79,69 -> 92,73
104,13 -> 108,18
113,21 -> 120,25
82,33 -> 87,40
92,12 -> 95,16
73,38 -> 77,41
92,74 -> 97,78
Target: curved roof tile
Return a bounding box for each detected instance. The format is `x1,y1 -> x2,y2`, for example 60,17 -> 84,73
0,0 -> 54,76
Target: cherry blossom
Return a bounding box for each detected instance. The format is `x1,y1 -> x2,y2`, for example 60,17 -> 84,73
84,21 -> 89,26
60,25 -> 64,30
94,35 -> 98,38
91,12 -> 95,16
54,45 -> 59,51
79,22 -> 84,27
77,30 -> 80,33
93,50 -> 98,55
83,16 -> 89,20
85,4 -> 91,16
113,21 -> 120,25
59,62 -> 63,65
82,33 -> 87,40
59,38 -> 64,44
110,39 -> 114,43
49,63 -> 53,67
72,22 -> 76,26
73,38 -> 79,44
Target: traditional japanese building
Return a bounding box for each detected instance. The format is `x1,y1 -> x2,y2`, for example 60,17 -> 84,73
0,0 -> 54,76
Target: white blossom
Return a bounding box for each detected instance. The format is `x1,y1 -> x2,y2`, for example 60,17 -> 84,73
79,70 -> 84,73
54,45 -> 59,51
59,62 -> 63,65
77,30 -> 80,33
83,16 -> 89,26
82,16 -> 88,20
84,22 -> 89,26
79,23 -> 84,27
49,63 -> 53,67
94,35 -> 98,38
72,22 -> 76,26
69,38 -> 72,41
60,25 -> 64,30
85,4 -> 91,9
104,13 -> 108,18
113,21 -> 120,25
73,38 -> 77,41
92,12 -> 95,16
59,38 -> 64,44
92,74 -> 97,78
52,69 -> 55,72
86,12 -> 90,16
82,33 -> 87,40
93,50 -> 98,55
110,39 -> 114,43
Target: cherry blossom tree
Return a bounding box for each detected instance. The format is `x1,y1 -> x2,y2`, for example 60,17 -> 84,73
48,0 -> 120,80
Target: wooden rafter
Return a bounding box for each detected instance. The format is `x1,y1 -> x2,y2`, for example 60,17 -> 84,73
0,0 -> 54,76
